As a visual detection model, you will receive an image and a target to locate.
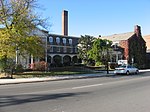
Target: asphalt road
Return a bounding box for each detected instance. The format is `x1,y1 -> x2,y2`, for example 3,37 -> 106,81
1,72 -> 150,112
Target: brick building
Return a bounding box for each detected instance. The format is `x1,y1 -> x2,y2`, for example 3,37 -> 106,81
143,35 -> 150,68
22,10 -> 80,69
143,35 -> 150,52
46,33 -> 79,67
46,10 -> 79,67
39,10 -> 79,67
101,25 -> 147,68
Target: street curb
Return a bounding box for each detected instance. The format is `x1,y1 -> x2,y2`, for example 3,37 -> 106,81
1,69 -> 150,85
0,73 -> 114,85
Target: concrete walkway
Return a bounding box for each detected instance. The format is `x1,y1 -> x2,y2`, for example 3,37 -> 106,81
0,71 -> 114,85
0,70 -> 150,85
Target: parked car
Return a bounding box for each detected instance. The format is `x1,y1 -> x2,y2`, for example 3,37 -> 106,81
114,65 -> 139,75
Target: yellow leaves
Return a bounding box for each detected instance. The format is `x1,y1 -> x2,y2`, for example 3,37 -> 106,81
25,36 -> 44,57
0,29 -> 16,58
0,0 -> 47,59
0,30 -> 10,42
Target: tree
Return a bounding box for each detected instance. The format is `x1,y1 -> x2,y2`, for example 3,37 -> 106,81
77,35 -> 95,64
88,38 -> 112,66
0,0 -> 49,74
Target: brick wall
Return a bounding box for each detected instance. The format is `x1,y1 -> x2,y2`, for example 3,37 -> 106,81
119,40 -> 129,60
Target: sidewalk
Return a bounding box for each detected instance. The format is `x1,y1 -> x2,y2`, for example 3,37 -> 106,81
0,70 -> 150,85
0,71 -> 114,85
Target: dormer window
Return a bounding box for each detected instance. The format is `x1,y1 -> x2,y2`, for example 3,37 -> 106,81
56,37 -> 60,44
49,36 -> 53,43
69,39 -> 72,45
63,38 -> 66,44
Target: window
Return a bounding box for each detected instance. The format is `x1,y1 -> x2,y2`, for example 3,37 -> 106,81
63,47 -> 67,53
69,39 -> 72,45
49,36 -> 53,43
63,38 -> 66,44
70,47 -> 73,53
50,46 -> 53,52
56,37 -> 60,44
57,47 -> 60,52
75,47 -> 77,53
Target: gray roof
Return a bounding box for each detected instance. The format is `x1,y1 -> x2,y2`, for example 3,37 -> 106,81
101,32 -> 134,42
49,33 -> 80,39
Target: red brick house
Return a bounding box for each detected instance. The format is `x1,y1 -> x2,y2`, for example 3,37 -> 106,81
102,25 -> 147,68
143,35 -> 150,52
143,35 -> 150,68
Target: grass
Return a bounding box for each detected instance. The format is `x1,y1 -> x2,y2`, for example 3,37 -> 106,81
12,71 -> 91,78
0,66 -> 105,79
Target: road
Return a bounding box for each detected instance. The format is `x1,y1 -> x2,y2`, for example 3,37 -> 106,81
1,72 -> 150,112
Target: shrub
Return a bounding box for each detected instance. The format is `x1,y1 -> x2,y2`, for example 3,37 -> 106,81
15,64 -> 24,73
0,57 -> 15,75
95,62 -> 103,66
30,61 -> 47,71
109,62 -> 118,69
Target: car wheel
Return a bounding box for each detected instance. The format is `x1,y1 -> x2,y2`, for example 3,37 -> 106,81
135,70 -> 139,74
126,71 -> 130,75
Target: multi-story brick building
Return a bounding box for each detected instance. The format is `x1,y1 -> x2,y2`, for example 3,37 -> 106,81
101,25 -> 147,68
22,10 -> 79,69
37,10 -> 79,67
46,33 -> 79,66
46,10 -> 79,67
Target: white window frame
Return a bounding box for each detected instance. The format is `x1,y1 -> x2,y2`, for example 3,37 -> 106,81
56,37 -> 60,44
49,36 -> 53,43
69,39 -> 72,45
63,38 -> 66,44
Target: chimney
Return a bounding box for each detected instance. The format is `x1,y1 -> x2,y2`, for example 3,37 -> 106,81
62,10 -> 68,36
134,25 -> 141,37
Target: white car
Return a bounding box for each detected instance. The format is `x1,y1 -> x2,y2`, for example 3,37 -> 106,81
114,65 -> 139,75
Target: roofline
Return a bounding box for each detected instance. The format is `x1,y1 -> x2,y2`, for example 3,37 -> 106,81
102,32 -> 134,37
49,33 -> 80,38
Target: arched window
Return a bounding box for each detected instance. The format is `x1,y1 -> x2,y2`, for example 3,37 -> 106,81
63,38 -> 66,44
69,39 -> 72,45
56,37 -> 60,44
49,36 -> 53,43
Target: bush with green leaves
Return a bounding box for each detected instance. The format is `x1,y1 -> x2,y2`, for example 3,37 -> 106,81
30,61 -> 47,71
0,56 -> 15,74
15,64 -> 24,73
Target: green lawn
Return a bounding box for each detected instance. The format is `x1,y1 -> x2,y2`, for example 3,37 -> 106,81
13,71 -> 92,78
0,66 -> 105,78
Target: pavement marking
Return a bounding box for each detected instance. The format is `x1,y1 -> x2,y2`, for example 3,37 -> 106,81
72,83 -> 103,89
33,76 -> 150,93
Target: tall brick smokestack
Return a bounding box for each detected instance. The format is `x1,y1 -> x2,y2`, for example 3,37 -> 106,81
62,10 -> 68,36
134,25 -> 141,37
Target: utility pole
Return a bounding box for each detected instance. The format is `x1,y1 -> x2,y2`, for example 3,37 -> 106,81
45,36 -> 48,72
106,41 -> 109,74
16,46 -> 19,65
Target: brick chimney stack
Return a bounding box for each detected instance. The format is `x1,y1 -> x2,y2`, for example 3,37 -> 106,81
62,10 -> 68,36
134,25 -> 141,37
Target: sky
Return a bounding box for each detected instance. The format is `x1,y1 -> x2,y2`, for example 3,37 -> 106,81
36,0 -> 150,37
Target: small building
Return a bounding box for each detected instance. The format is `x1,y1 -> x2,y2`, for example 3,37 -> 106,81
101,25 -> 147,68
